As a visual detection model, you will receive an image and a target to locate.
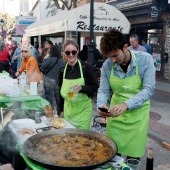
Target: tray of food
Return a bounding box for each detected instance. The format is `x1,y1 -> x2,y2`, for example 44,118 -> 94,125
48,117 -> 66,129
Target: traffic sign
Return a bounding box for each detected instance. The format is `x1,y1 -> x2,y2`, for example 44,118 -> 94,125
2,30 -> 6,35
15,16 -> 37,35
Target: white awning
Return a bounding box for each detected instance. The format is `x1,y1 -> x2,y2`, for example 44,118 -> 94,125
25,2 -> 130,36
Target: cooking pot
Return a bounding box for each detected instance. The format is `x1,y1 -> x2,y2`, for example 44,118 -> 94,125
93,116 -> 107,127
23,128 -> 117,170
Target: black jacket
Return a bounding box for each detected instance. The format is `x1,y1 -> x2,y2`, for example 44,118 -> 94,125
41,57 -> 64,82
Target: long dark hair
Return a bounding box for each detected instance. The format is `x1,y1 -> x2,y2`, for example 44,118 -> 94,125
49,45 -> 61,58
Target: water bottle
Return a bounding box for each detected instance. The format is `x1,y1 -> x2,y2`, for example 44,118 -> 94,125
19,72 -> 27,92
35,111 -> 42,124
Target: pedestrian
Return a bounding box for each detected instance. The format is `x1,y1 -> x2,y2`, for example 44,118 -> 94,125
38,40 -> 53,68
128,34 -> 147,52
9,40 -> 18,78
152,48 -> 157,67
92,42 -> 103,66
11,36 -> 38,70
97,28 -> 156,159
41,46 -> 65,114
0,42 -> 10,73
78,44 -> 88,62
58,38 -> 99,130
34,41 -> 39,51
58,42 -> 63,55
15,45 -> 44,97
5,37 -> 12,53
141,39 -> 152,54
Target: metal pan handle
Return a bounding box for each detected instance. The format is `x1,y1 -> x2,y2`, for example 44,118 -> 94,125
36,126 -> 54,133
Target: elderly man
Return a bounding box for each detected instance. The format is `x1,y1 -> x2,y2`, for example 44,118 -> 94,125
128,34 -> 147,52
11,36 -> 38,70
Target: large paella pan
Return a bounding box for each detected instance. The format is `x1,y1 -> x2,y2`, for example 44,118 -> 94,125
23,128 -> 117,169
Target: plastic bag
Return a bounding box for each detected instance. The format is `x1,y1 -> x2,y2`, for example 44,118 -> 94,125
0,77 -> 21,97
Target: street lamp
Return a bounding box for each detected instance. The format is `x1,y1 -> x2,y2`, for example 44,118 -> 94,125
88,0 -> 95,66
0,19 -> 5,41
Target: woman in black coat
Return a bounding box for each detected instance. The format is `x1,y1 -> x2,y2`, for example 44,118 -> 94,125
41,46 -> 65,114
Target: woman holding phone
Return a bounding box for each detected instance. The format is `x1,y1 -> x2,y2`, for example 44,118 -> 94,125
58,38 -> 98,130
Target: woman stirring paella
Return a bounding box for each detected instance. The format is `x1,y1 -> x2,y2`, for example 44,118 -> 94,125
58,38 -> 98,130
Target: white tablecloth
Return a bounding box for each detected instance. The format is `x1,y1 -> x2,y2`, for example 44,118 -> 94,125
8,117 -> 75,144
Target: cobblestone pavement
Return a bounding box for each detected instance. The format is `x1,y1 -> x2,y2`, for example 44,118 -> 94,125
138,138 -> 170,170
151,89 -> 170,104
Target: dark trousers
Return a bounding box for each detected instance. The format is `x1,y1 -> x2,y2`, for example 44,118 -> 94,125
11,62 -> 17,78
0,61 -> 10,73
44,78 -> 60,113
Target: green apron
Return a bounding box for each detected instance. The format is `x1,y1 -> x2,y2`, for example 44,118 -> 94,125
106,52 -> 150,157
60,60 -> 92,130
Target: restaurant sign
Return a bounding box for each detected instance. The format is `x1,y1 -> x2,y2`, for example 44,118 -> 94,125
67,3 -> 130,34
25,3 -> 130,36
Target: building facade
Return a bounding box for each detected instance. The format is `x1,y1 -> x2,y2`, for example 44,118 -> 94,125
32,0 -> 170,80
106,0 -> 170,80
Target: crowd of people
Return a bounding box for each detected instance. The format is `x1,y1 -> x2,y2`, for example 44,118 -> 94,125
0,37 -> 104,114
0,29 -> 157,169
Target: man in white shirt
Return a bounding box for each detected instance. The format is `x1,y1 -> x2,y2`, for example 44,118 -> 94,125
128,34 -> 147,52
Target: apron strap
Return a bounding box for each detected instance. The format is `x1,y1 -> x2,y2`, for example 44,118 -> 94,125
63,60 -> 83,79
131,51 -> 139,76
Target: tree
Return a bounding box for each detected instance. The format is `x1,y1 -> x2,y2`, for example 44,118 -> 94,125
0,13 -> 15,36
46,0 -> 58,16
53,0 -> 79,10
45,0 -> 79,16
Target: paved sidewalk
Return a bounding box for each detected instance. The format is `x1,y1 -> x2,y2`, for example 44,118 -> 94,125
149,80 -> 170,144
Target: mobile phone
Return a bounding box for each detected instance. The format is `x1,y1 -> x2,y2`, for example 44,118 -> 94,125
98,107 -> 109,113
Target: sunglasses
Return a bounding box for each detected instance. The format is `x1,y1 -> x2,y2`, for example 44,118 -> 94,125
65,50 -> 77,56
21,50 -> 28,53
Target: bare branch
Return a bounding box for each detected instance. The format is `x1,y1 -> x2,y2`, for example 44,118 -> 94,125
52,0 -> 62,9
